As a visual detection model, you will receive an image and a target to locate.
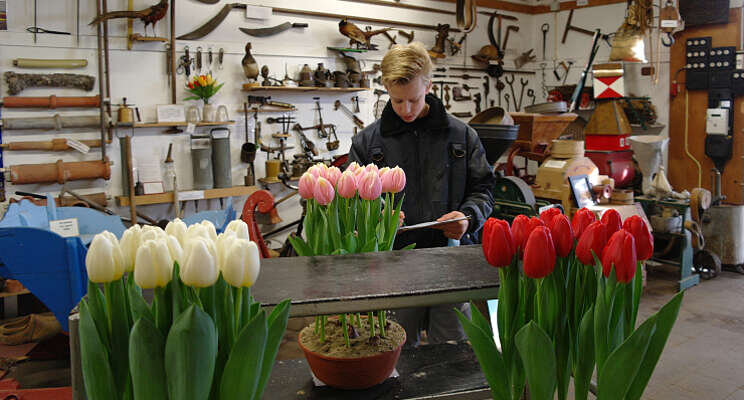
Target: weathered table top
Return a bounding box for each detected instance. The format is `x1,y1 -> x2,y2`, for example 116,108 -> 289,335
253,245 -> 501,317
266,343 -> 490,400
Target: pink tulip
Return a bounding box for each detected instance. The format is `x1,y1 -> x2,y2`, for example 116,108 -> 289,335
313,177 -> 335,205
352,167 -> 366,184
365,163 -> 379,175
326,166 -> 342,187
378,166 -> 390,178
307,163 -> 326,179
387,166 -> 406,193
298,172 -> 316,199
337,171 -> 358,198
358,170 -> 382,200
346,161 -> 361,174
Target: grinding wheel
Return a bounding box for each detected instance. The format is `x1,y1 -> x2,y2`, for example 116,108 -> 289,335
493,176 -> 536,206
694,249 -> 721,280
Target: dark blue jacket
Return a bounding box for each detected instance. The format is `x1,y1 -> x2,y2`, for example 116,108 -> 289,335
349,94 -> 495,249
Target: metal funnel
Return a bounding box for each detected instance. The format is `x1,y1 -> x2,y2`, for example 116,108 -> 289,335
629,135 -> 668,195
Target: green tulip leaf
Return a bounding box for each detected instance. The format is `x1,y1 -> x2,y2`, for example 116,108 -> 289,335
129,317 -> 168,400
625,291 -> 684,400
170,262 -> 188,319
254,299 -> 292,400
220,310 -> 267,400
104,279 -> 131,394
574,307 -> 595,400
596,315 -> 657,400
165,305 -> 218,400
79,300 -> 118,400
126,277 -> 153,325
401,243 -> 416,251
288,235 -> 313,257
515,321 -> 556,400
469,300 -> 493,337
455,309 -> 510,400
86,281 -> 110,350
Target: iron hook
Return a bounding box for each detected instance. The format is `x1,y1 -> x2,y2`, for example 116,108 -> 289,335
662,32 -> 675,47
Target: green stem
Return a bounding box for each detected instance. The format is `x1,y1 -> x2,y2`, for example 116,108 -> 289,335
234,287 -> 243,340
314,315 -> 320,335
377,310 -> 386,337
320,316 -> 326,342
368,312 -> 375,337
342,314 -> 350,347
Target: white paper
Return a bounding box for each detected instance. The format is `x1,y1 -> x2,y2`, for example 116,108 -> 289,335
156,104 -> 186,123
660,20 -> 679,28
66,139 -> 90,154
179,190 -> 205,201
544,160 -> 567,169
186,123 -> 196,134
50,218 -> 79,238
143,182 -> 164,194
244,5 -> 272,20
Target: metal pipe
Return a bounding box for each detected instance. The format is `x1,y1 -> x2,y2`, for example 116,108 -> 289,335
95,0 -> 107,161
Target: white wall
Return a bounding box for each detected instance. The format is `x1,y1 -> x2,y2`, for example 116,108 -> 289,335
0,0 -> 669,245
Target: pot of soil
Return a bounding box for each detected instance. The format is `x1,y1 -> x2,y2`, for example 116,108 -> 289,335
297,316 -> 406,389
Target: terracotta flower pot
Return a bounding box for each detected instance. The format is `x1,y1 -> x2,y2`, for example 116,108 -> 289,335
297,327 -> 405,389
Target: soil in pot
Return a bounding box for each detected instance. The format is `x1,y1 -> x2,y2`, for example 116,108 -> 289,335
299,316 -> 405,358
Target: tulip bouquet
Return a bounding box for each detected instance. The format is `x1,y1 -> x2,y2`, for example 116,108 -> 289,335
184,74 -> 224,104
288,162 -> 409,347
458,208 -> 684,400
78,219 -> 291,400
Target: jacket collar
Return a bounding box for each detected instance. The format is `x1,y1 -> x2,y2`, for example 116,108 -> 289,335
380,94 -> 450,137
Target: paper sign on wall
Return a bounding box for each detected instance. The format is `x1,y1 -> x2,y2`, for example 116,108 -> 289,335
50,218 -> 80,238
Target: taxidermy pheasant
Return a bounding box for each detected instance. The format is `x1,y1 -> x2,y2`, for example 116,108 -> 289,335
89,0 -> 168,36
338,19 -> 392,50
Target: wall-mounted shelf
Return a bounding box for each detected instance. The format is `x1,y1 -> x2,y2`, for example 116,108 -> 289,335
116,121 -> 235,129
242,85 -> 368,93
116,185 -> 258,206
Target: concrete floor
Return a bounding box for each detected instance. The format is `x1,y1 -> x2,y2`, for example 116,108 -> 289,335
278,267 -> 744,399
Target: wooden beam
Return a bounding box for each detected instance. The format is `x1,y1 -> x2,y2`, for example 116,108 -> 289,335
433,0 -> 627,15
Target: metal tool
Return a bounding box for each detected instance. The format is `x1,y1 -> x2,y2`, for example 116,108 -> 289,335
452,87 -> 471,101
398,30 -> 414,43
527,89 -> 536,105
165,44 -> 172,86
505,74 -> 517,112
449,65 -> 535,76
473,93 -> 482,114
196,46 -> 203,73
26,27 -> 71,36
239,22 -> 308,37
514,49 -> 536,69
541,23 -> 549,59
569,31 -> 603,112
502,25 -> 519,50
293,124 -> 319,157
382,30 -> 397,49
443,85 -> 452,109
495,79 -> 505,107
432,85 -> 439,99
247,95 -> 295,110
218,48 -> 224,70
562,9 -> 611,45
482,76 -> 490,111
334,100 -> 364,129
398,215 -> 471,233
448,74 -> 478,80
504,93 -> 511,111
560,61 -> 574,85
517,78 -> 528,112
351,96 -> 360,113
313,97 -> 329,138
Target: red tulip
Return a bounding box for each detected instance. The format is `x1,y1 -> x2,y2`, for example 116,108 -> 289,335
511,215 -> 531,253
523,227 -> 556,279
601,209 -> 622,237
482,218 -> 515,268
601,230 -> 637,283
623,215 -> 654,260
540,207 -> 562,224
549,214 -> 574,257
576,221 -> 608,266
572,208 -> 596,239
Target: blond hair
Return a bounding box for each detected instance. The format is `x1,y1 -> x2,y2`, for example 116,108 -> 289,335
380,42 -> 433,87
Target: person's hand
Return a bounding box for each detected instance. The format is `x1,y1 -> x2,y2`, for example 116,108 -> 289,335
435,211 -> 468,240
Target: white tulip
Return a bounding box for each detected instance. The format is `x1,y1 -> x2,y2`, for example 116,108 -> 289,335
215,231 -> 237,270
184,223 -> 214,244
180,237 -> 219,288
221,238 -> 261,288
119,224 -> 143,272
140,225 -> 166,244
199,220 -> 218,241
224,219 -> 250,240
85,231 -> 125,283
165,235 -> 183,267
165,218 -> 188,245
133,239 -> 173,289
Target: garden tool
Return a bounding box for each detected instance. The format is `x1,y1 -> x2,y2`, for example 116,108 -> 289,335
514,49 -> 536,69
247,95 -> 295,110
326,126 -> 340,151
473,93 -> 482,114
196,46 -> 203,74
334,100 -> 364,129
382,30 -> 397,49
505,74 -> 518,111
293,124 -> 319,158
239,22 -> 308,37
502,26 -> 519,50
312,98 -> 335,139
483,76 -> 490,110
339,20 -> 392,50
527,89 -> 536,105
541,23 -> 549,59
452,87 -> 471,101
517,78 -> 528,111
561,9 -> 611,45
351,96 -> 360,113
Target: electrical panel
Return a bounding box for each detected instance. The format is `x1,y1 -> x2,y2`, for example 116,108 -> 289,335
685,36 -> 711,90
733,70 -> 744,96
706,108 -> 730,135
709,46 -> 736,88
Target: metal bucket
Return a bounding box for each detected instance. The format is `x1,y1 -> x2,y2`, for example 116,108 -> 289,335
211,128 -> 232,189
702,204 -> 744,265
191,135 -> 213,190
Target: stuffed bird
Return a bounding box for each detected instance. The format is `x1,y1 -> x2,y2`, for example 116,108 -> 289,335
338,19 -> 392,50
89,0 -> 168,36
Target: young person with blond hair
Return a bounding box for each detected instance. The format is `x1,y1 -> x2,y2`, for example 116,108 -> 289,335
349,42 -> 496,346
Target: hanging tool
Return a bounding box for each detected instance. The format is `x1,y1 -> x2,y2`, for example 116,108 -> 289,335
502,25 -> 519,50
496,79 -> 505,107
26,27 -> 71,37
541,23 -> 549,60
505,75 -> 517,112
560,61 -> 574,85
373,88 -> 387,119
443,85 -> 452,109
382,30 -> 398,49
517,78 -> 528,112
452,87 -> 471,101
293,124 -> 319,157
428,23 -> 451,59
562,9 -> 611,45
351,96 -> 360,113
527,89 -> 536,106
12,59 -> 88,68
449,65 -> 535,77
660,0 -> 681,47
76,0 -> 81,46
196,46 -> 203,74
504,93 -> 511,112
334,100 -> 365,129
398,30 -> 414,43
115,97 -> 141,124
179,4 -> 460,40
432,85 -> 439,99
0,107 -> 4,201
340,21 -> 392,50
514,49 -> 536,69
239,22 -> 308,37
177,46 -> 193,77
447,74 -> 478,80
165,43 -> 172,86
208,47 -> 213,69
218,48 -> 224,70
246,95 -> 295,110
482,76 -> 490,111
473,93 -> 482,114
